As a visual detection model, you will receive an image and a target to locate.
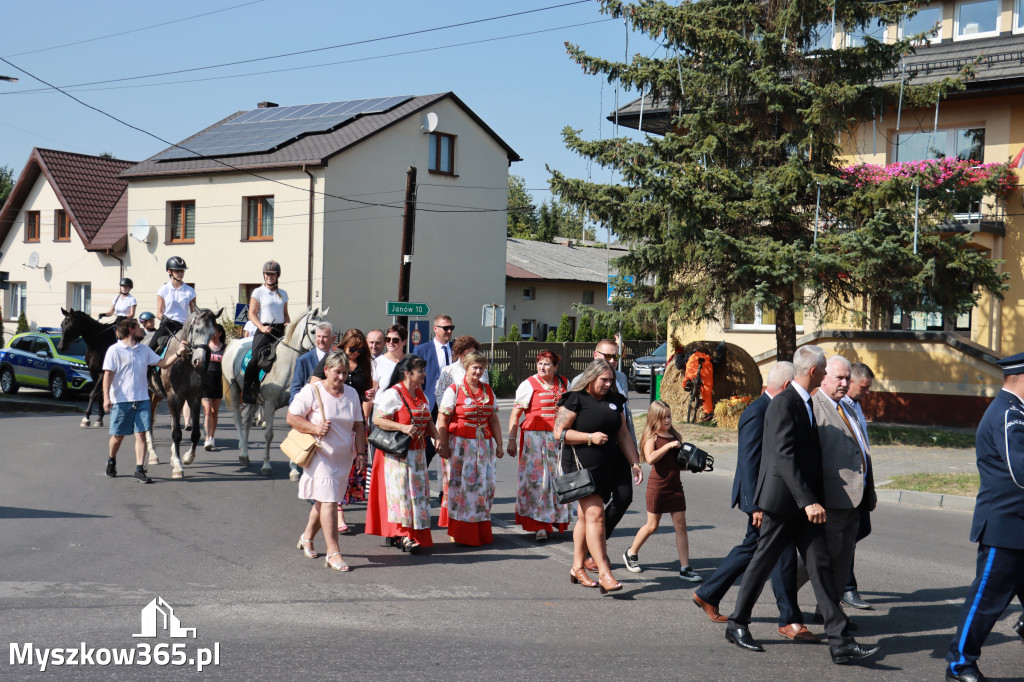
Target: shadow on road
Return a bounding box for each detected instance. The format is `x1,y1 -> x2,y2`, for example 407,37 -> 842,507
0,505 -> 109,519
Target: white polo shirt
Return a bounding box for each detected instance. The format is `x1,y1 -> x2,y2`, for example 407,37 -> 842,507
112,293 -> 137,316
251,285 -> 289,324
157,282 -> 196,323
102,340 -> 160,403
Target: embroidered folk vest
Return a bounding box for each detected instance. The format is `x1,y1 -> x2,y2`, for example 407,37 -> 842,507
521,375 -> 567,432
394,383 -> 431,450
448,381 -> 496,439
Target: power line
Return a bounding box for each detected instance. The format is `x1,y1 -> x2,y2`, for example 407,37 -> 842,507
3,1 -> 265,58
1,1 -> 592,95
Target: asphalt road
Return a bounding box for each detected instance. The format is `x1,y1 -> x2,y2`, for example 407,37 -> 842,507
2,407 -> 1022,681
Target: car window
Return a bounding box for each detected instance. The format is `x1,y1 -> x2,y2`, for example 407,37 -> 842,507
11,336 -> 33,352
653,342 -> 668,357
31,337 -> 52,356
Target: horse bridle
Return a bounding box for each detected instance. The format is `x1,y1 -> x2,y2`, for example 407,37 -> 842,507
177,313 -> 213,359
272,313 -> 317,355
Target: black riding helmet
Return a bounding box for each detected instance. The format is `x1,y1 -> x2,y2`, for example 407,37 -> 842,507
166,256 -> 188,271
120,277 -> 133,288
262,260 -> 281,275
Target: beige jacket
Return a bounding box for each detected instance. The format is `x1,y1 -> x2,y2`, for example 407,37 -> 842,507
811,391 -> 876,510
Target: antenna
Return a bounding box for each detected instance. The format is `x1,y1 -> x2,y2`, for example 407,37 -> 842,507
131,218 -> 151,244
420,112 -> 438,134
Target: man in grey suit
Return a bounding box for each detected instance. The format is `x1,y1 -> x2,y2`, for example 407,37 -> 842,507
808,356 -> 876,604
725,346 -> 879,664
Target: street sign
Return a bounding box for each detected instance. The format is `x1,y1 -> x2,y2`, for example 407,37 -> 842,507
409,320 -> 431,351
481,304 -> 504,328
386,301 -> 430,317
607,275 -> 634,304
234,303 -> 249,325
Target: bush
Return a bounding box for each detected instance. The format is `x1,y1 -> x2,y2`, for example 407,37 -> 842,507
574,316 -> 593,342
488,366 -> 515,397
16,311 -> 29,334
546,329 -> 556,342
505,323 -> 520,342
555,314 -> 573,342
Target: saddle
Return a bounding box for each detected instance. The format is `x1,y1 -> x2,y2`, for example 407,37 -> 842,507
241,347 -> 270,383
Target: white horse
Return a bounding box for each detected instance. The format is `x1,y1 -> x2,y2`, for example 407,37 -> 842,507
222,308 -> 324,476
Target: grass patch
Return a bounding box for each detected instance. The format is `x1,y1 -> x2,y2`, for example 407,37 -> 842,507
879,473 -> 980,497
867,424 -> 975,449
632,415 -> 738,444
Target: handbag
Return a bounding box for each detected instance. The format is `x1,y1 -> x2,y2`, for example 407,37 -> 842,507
280,383 -> 327,468
367,388 -> 413,459
554,437 -> 597,504
676,442 -> 714,473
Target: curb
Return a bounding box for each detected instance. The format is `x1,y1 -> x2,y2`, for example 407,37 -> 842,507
876,488 -> 976,511
0,396 -> 85,415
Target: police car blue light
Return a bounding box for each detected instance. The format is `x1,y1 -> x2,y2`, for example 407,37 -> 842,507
0,331 -> 93,400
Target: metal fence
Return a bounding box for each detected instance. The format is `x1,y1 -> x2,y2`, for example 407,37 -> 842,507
482,340 -> 659,391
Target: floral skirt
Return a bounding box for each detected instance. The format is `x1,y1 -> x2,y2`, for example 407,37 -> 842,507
440,434 -> 496,545
384,447 -> 431,530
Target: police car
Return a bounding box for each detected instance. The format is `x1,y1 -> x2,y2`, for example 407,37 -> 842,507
0,329 -> 93,400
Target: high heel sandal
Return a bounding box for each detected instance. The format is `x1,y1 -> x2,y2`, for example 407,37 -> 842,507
598,571 -> 622,594
324,552 -> 350,572
399,537 -> 421,554
569,566 -> 598,588
297,536 -> 318,559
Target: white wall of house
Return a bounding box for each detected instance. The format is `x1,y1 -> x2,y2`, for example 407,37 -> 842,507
505,280 -> 611,339
124,169 -> 315,323
321,97 -> 510,339
0,175 -> 119,330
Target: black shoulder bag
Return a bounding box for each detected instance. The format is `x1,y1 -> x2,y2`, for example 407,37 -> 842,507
553,436 -> 597,504
368,389 -> 414,459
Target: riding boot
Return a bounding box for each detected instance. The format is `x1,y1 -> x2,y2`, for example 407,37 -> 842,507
242,362 -> 260,405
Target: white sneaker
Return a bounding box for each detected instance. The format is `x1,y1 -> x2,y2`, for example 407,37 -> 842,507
204,437 -> 214,451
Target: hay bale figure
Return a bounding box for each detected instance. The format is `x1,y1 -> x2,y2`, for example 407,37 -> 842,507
662,341 -> 762,424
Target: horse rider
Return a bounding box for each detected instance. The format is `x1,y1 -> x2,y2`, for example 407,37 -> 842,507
243,260 -> 289,404
99,277 -> 137,325
149,256 -> 197,356
138,311 -> 157,333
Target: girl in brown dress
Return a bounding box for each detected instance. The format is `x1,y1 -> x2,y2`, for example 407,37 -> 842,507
622,400 -> 703,582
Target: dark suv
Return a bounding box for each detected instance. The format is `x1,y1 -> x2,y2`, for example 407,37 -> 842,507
628,342 -> 668,392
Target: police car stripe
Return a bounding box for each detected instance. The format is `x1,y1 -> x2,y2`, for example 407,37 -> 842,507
952,546 -> 998,673
1004,409 -> 1024,490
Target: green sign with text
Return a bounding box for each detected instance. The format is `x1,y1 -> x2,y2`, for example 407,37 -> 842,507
386,301 -> 430,317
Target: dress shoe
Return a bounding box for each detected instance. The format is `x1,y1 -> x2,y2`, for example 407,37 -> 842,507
945,666 -> 986,682
778,623 -> 817,642
829,640 -> 880,664
842,589 -> 872,610
569,566 -> 597,588
724,626 -> 764,652
583,555 -> 598,572
692,594 -> 728,623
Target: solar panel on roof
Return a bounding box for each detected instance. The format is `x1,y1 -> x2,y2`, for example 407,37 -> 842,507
155,95 -> 413,161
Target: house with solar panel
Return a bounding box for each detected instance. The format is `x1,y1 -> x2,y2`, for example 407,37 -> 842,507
120,93 -> 520,339
0,149 -> 135,333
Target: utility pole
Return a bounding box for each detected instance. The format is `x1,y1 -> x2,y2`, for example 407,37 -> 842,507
397,166 -> 417,332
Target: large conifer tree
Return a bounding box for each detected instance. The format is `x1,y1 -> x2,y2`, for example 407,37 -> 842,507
551,0 -> 1012,359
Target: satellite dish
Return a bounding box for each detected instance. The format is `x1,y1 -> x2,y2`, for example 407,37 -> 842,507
421,112 -> 438,134
27,252 -> 40,268
131,218 -> 151,244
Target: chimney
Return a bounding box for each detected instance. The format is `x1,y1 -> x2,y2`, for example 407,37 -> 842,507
257,101 -> 279,109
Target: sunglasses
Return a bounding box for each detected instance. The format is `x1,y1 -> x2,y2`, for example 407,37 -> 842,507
598,351 -> 620,361
385,337 -> 402,344
346,347 -> 366,354
435,325 -> 455,332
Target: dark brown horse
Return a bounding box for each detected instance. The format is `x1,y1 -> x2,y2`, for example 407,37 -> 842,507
144,307 -> 222,478
57,308 -> 117,427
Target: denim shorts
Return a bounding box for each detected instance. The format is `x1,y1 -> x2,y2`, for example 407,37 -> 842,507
109,401 -> 152,436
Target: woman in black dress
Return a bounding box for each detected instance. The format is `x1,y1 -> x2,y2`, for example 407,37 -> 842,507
555,359 -> 643,594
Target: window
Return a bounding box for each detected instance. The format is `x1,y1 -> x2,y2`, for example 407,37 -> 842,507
240,283 -> 260,304
68,283 -> 92,314
522,287 -> 535,300
244,196 -> 274,240
167,201 -> 195,243
54,209 -> 70,241
730,303 -> 804,330
900,5 -> 942,44
7,282 -> 27,319
847,17 -> 888,47
955,0 -> 1000,40
807,22 -> 835,51
25,211 -> 40,242
520,319 -> 535,339
892,305 -> 972,332
581,290 -> 595,305
428,132 -> 455,175
894,127 -> 984,164
1017,0 -> 1024,32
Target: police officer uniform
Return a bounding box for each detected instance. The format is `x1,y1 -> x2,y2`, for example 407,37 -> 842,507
945,352 -> 1024,682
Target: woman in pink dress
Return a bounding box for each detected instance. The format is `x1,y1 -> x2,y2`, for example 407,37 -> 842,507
436,350 -> 503,546
506,350 -> 570,541
287,351 -> 367,572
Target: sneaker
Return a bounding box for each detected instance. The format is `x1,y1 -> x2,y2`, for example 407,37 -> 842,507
204,437 -> 214,451
679,566 -> 703,582
133,469 -> 153,484
105,458 -> 116,478
623,549 -> 642,573
535,529 -> 548,542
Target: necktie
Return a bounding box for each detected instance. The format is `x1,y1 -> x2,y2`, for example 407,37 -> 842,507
836,403 -> 868,472
806,398 -> 815,425
443,345 -> 450,366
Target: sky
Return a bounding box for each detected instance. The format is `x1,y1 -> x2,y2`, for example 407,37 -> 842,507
0,0 -> 661,230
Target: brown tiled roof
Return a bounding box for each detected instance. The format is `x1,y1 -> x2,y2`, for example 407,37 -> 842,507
0,148 -> 135,252
123,92 -> 521,178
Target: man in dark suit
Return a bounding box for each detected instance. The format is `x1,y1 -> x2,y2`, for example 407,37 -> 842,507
945,352 -> 1024,682
725,345 -> 879,664
412,314 -> 454,465
288,321 -> 334,404
694,361 -> 813,642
